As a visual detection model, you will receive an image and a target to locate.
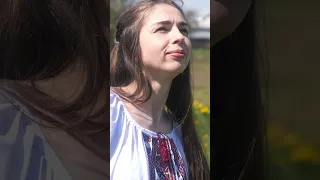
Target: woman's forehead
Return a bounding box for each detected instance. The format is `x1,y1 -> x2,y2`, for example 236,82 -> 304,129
143,4 -> 185,25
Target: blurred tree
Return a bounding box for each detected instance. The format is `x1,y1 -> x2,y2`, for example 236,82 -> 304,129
184,10 -> 199,30
110,0 -> 135,41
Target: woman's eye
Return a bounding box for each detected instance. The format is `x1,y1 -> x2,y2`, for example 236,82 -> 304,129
180,29 -> 189,35
155,27 -> 168,32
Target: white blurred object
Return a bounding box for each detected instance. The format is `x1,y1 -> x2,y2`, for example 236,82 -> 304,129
196,11 -> 210,29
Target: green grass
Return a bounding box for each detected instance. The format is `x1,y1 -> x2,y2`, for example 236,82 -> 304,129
191,48 -> 211,166
191,48 -> 210,106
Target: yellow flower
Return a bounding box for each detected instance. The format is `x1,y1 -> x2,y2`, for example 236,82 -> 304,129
197,103 -> 204,108
194,120 -> 199,125
193,100 -> 199,107
290,146 -> 318,162
203,143 -> 208,148
203,134 -> 209,139
200,106 -> 210,113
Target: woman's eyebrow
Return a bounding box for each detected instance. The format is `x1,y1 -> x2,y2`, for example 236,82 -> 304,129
150,20 -> 189,27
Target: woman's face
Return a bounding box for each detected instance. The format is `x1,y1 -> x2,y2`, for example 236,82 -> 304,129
139,3 -> 191,79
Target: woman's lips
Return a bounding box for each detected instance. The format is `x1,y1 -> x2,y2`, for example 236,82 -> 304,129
169,52 -> 185,58
167,50 -> 185,58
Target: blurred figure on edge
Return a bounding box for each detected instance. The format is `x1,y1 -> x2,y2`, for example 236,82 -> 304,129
0,0 -> 110,179
211,0 -> 268,180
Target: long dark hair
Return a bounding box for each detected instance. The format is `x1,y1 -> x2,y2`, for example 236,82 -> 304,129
110,0 -> 210,179
211,1 -> 268,179
0,0 -> 109,132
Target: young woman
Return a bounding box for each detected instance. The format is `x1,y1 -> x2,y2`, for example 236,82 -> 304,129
110,0 -> 210,179
0,0 -> 110,179
211,0 -> 268,180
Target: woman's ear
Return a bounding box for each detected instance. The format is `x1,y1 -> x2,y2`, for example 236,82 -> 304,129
211,0 -> 252,45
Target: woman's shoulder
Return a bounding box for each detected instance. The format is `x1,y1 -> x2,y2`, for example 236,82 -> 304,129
0,88 -> 72,180
110,87 -> 128,115
110,88 -> 126,135
110,88 -> 119,105
0,86 -> 36,124
0,90 -> 45,178
110,88 -> 122,114
0,89 -> 48,145
0,90 -> 32,130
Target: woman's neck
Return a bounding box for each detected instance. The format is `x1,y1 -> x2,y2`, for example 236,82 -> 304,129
120,78 -> 172,132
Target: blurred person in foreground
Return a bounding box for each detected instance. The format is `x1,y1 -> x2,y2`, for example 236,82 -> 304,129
0,0 -> 110,179
211,0 -> 268,180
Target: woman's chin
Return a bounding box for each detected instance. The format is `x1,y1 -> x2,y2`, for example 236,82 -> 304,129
163,66 -> 187,78
147,62 -> 188,80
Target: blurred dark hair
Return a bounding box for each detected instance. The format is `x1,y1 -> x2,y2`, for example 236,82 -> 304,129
211,1 -> 268,180
0,0 -> 109,132
110,0 -> 210,179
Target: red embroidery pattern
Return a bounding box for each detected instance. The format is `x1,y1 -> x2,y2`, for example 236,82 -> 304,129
142,132 -> 186,180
